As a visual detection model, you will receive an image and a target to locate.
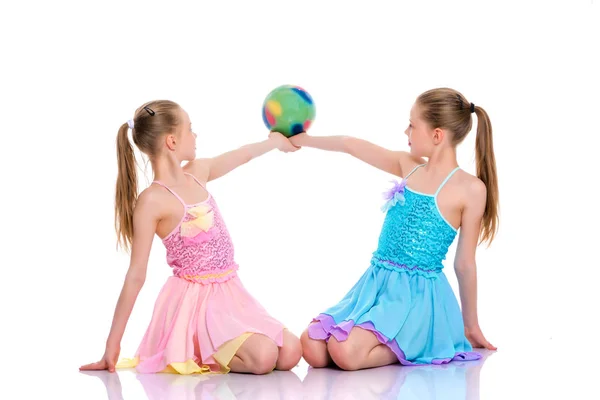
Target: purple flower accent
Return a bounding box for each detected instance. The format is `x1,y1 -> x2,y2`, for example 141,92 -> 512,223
381,179 -> 407,212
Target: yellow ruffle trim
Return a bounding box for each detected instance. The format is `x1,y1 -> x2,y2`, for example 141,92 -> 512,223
116,332 -> 253,375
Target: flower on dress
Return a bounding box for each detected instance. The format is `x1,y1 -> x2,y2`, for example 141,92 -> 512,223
180,204 -> 216,245
381,179 -> 407,212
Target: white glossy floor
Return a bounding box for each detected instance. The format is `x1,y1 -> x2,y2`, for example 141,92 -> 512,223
76,356 -> 491,400
48,340 -> 592,399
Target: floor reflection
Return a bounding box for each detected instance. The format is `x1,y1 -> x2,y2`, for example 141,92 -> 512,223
80,349 -> 494,400
303,350 -> 494,400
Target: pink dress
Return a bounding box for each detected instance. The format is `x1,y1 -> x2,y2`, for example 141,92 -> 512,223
117,173 -> 285,374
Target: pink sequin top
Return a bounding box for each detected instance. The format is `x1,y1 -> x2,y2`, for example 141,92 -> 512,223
153,173 -> 238,284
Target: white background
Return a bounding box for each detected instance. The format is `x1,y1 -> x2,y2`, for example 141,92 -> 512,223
1,0 -> 599,399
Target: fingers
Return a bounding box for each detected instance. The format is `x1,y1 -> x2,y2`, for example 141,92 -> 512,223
475,333 -> 496,350
79,361 -> 104,371
485,341 -> 497,351
108,361 -> 116,373
79,363 -> 96,370
282,144 -> 301,153
473,336 -> 496,350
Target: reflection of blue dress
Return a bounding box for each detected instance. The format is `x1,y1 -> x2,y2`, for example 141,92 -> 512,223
309,164 -> 481,365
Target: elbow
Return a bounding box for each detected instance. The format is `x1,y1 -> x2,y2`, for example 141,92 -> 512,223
243,145 -> 253,162
125,270 -> 146,289
241,145 -> 255,163
341,136 -> 355,154
454,258 -> 476,277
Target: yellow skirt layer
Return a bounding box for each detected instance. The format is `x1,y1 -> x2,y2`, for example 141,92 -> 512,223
116,332 -> 253,375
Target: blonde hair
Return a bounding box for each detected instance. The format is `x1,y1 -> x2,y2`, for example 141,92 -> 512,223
115,100 -> 181,251
416,88 -> 499,245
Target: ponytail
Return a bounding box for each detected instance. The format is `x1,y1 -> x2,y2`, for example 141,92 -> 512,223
114,100 -> 181,250
115,123 -> 138,251
416,88 -> 500,245
474,106 -> 499,245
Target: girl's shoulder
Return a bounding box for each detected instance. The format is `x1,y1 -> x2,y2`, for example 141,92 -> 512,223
136,185 -> 169,210
458,170 -> 485,193
183,159 -> 210,183
452,170 -> 487,207
128,185 -> 171,225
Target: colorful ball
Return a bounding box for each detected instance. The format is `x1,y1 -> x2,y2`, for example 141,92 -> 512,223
262,85 -> 315,137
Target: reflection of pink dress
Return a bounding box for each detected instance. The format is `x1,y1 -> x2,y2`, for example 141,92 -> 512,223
117,173 -> 284,374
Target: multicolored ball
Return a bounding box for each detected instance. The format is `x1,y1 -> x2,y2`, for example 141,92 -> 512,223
262,85 -> 315,137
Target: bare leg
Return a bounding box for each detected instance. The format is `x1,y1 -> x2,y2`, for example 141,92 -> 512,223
327,327 -> 398,371
275,329 -> 303,371
229,334 -> 279,375
300,325 -> 333,368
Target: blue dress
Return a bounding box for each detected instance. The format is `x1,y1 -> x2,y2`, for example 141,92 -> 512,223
308,164 -> 481,365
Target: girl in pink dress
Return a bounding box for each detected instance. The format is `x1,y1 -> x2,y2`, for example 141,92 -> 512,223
80,100 -> 302,375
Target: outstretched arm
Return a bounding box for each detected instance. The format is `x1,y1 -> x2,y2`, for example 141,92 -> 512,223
454,179 -> 496,350
289,132 -> 422,178
80,190 -> 160,372
187,132 -> 298,182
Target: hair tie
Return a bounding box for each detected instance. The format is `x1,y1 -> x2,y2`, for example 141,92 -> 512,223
127,119 -> 134,129
470,103 -> 475,113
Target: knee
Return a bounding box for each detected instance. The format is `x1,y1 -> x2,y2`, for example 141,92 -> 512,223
277,336 -> 302,371
249,343 -> 279,375
327,339 -> 360,371
301,330 -> 329,368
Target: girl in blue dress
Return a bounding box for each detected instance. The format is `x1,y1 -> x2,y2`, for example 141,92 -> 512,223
290,88 -> 498,370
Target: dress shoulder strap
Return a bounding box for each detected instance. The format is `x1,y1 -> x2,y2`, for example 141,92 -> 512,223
184,173 -> 207,190
404,163 -> 426,180
434,167 -> 460,197
152,181 -> 186,206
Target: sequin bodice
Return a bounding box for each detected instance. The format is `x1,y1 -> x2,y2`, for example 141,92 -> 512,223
162,195 -> 237,282
372,165 -> 460,278
153,174 -> 238,284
